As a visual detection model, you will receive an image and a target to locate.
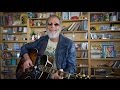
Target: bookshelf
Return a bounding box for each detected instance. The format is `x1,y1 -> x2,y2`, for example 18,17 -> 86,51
0,12 -> 28,79
90,12 -> 120,79
61,12 -> 90,77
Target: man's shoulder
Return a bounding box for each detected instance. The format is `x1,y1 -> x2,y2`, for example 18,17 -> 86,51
38,35 -> 48,41
60,34 -> 74,44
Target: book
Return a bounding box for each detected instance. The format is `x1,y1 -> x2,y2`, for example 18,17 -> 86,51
83,20 -> 88,30
69,22 -> 78,31
74,22 -> 80,31
112,61 -> 120,68
67,22 -> 76,31
13,43 -> 20,50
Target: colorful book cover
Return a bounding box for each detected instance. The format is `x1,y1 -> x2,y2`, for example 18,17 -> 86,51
102,44 -> 115,58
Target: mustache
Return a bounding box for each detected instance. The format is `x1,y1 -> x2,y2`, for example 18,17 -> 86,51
47,29 -> 61,33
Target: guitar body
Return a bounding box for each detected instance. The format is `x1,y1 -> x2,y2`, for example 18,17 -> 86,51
16,48 -> 83,79
16,48 -> 52,79
37,55 -> 53,79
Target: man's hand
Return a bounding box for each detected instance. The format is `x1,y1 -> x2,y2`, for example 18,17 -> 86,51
22,59 -> 33,72
51,70 -> 64,79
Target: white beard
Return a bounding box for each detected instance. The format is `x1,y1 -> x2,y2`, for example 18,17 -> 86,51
47,29 -> 60,39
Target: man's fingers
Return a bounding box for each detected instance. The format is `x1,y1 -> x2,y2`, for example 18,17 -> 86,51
29,62 -> 34,66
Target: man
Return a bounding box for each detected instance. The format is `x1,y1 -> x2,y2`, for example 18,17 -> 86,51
19,15 -> 76,79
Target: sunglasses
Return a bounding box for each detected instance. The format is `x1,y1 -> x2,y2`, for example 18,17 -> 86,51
48,23 -> 60,26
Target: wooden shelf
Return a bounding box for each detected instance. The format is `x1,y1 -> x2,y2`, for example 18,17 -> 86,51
90,21 -> 120,24
91,75 -> 120,79
91,66 -> 113,69
29,26 -> 46,28
62,31 -> 88,33
62,19 -> 88,22
77,58 -> 88,60
90,39 -> 120,42
74,39 -> 88,42
91,30 -> 120,33
2,32 -> 27,35
3,50 -> 21,52
3,25 -> 27,27
2,41 -> 27,43
29,18 -> 47,20
2,65 -> 17,67
91,58 -> 120,61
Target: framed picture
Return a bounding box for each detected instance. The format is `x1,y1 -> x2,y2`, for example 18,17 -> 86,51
102,44 -> 115,58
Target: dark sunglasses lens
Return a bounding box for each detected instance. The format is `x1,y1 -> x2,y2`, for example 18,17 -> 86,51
54,23 -> 59,26
48,23 -> 52,26
48,23 -> 59,26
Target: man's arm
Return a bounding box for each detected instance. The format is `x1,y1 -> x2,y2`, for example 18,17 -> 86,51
19,39 -> 40,72
23,53 -> 31,61
66,42 -> 77,74
20,39 -> 40,58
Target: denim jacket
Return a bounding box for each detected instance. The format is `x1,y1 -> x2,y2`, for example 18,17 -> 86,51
20,34 -> 76,74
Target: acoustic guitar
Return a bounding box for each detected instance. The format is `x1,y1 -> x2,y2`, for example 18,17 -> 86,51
16,48 -> 87,79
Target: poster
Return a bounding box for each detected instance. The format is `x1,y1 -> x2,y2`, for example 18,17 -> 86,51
102,44 -> 115,58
